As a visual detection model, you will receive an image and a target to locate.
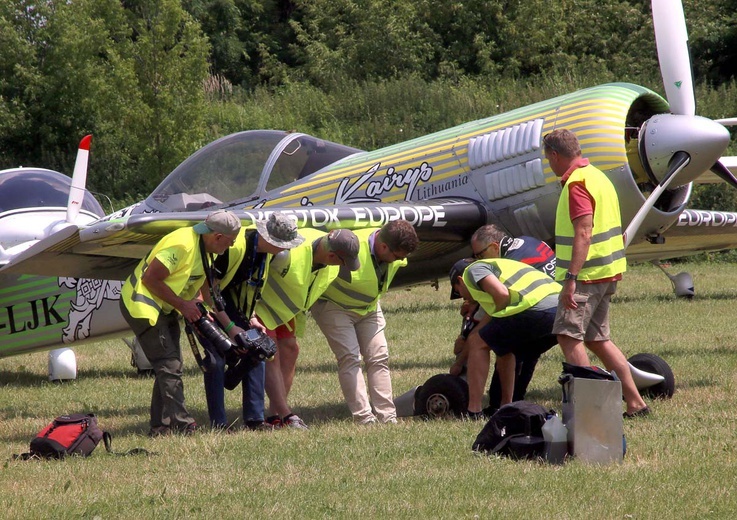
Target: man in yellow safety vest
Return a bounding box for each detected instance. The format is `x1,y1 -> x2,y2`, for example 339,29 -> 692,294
544,128 -> 649,418
312,220 -> 419,425
120,210 -> 241,436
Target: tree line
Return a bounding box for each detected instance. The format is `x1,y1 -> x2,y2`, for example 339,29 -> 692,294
1,0 -> 736,206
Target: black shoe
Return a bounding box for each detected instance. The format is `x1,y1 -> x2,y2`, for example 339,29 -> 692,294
623,406 -> 651,419
482,405 -> 499,417
244,421 -> 275,432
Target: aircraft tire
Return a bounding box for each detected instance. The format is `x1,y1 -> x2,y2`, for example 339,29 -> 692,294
628,353 -> 675,399
414,374 -> 469,419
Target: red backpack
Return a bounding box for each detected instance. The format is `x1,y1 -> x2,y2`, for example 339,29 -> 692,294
27,413 -> 110,459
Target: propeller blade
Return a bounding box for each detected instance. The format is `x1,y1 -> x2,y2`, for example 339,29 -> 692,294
652,0 -> 695,116
624,151 -> 690,248
715,118 -> 737,126
66,135 -> 92,224
709,160 -> 737,190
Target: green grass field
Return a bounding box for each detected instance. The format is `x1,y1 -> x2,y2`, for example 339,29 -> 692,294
2,262 -> 737,519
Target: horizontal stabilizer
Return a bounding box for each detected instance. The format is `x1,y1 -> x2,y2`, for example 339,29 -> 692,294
0,224 -> 79,275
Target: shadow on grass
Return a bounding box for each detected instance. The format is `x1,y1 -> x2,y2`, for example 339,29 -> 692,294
290,402 -> 352,425
296,358 -> 451,375
0,370 -> 50,387
524,385 -> 566,404
613,291 -> 737,303
667,376 -> 714,391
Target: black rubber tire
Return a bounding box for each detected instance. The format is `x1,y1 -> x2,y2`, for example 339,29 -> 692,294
414,374 -> 469,419
628,353 -> 675,399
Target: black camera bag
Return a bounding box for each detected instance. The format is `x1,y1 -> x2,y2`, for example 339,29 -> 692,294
472,401 -> 549,459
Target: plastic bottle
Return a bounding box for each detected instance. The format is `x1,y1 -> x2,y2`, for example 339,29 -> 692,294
541,415 -> 568,464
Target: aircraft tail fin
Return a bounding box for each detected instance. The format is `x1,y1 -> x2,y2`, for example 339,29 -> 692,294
66,135 -> 92,224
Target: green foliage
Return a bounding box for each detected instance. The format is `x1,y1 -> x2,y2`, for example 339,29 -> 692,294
0,0 -> 209,201
122,0 -> 211,194
1,0 -> 737,202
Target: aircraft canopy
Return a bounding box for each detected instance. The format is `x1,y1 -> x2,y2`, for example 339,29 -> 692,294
146,130 -> 362,212
0,168 -> 104,216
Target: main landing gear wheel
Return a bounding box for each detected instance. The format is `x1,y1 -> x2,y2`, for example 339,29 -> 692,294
414,374 -> 469,419
628,353 -> 675,398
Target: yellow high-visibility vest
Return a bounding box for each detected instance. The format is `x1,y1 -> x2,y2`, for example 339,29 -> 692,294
255,228 -> 338,330
463,258 -> 561,318
121,227 -> 206,325
319,228 -> 407,315
555,164 -> 627,281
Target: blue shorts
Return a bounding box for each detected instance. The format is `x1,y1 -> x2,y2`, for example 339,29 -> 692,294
478,307 -> 558,358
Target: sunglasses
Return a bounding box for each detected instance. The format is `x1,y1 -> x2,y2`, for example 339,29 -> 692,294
472,243 -> 494,259
542,133 -> 559,154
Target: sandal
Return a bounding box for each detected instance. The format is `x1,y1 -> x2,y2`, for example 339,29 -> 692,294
623,406 -> 651,419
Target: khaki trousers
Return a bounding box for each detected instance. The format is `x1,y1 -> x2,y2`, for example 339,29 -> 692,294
311,300 -> 396,423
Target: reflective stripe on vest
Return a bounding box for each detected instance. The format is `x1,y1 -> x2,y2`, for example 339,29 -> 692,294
121,227 -> 205,326
319,228 -> 407,315
255,228 -> 339,330
463,258 -> 561,318
555,164 -> 627,281
219,227 -> 271,314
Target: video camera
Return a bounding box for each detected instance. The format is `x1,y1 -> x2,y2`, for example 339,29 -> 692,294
224,328 -> 276,390
190,303 -> 276,388
191,303 -> 234,359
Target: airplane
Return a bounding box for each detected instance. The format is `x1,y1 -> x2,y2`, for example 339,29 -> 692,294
0,0 -> 734,393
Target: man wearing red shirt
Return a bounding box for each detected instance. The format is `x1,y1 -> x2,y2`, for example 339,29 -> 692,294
544,129 -> 649,418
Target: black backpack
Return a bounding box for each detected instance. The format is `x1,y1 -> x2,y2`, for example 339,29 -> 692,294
472,401 -> 550,459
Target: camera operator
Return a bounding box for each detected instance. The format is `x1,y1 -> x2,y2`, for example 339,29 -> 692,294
119,210 -> 241,437
200,213 -> 305,431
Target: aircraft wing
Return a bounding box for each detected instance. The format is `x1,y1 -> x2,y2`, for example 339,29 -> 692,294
0,200 -> 488,283
626,209 -> 737,262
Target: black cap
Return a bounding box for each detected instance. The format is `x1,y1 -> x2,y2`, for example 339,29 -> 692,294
449,258 -> 474,300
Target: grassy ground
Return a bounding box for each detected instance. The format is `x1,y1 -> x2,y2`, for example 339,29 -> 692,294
1,262 -> 737,519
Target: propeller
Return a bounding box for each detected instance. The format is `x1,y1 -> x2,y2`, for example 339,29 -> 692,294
715,118 -> 737,126
625,1 -> 732,245
652,0 -> 694,116
709,160 -> 737,190
66,135 -> 92,224
624,152 -> 689,248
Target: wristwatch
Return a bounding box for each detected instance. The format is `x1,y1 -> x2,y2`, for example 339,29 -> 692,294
564,272 -> 578,281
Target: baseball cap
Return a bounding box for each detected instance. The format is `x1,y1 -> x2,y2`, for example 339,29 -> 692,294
193,210 -> 241,235
256,213 -> 305,249
449,258 -> 474,300
327,229 -> 360,271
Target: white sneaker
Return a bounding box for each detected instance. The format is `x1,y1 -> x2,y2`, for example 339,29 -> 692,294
283,414 -> 309,430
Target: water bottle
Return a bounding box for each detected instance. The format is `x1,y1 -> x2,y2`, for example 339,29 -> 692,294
542,414 -> 568,464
